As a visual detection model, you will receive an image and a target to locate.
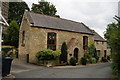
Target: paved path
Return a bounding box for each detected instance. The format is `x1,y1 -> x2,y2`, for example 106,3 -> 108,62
12,62 -> 112,78
11,59 -> 43,73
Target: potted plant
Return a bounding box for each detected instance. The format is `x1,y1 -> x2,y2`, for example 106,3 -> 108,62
70,57 -> 77,66
81,57 -> 87,65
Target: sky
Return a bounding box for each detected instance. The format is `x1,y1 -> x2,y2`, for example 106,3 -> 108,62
23,0 -> 118,38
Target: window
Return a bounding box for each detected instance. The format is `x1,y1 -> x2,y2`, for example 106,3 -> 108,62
47,32 -> 56,50
96,41 -> 98,44
97,50 -> 100,57
22,31 -> 25,46
83,36 -> 88,51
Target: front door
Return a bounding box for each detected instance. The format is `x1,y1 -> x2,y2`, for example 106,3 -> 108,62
104,50 -> 107,58
74,48 -> 79,62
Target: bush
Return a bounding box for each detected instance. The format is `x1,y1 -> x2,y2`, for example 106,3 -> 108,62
88,42 -> 96,56
70,57 -> 77,66
112,54 -> 120,79
81,57 -> 87,65
60,42 -> 67,63
2,47 -> 13,57
2,46 -> 18,58
84,52 -> 90,59
101,57 -> 108,62
107,56 -> 110,61
36,49 -> 61,61
94,56 -> 99,63
90,57 -> 97,64
53,51 -> 61,59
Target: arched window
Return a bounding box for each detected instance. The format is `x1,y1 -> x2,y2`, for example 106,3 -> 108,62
22,31 -> 25,46
83,36 -> 88,51
47,32 -> 56,50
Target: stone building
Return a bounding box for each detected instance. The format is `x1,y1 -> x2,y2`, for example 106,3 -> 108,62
19,11 -> 110,63
92,30 -> 111,58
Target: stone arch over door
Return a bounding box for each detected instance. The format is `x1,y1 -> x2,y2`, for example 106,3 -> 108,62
74,48 -> 79,62
67,38 -> 83,63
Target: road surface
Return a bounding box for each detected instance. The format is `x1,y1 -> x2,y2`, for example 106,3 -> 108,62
12,63 -> 112,78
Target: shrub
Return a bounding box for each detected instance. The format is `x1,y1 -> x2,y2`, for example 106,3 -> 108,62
70,57 -> 77,66
36,49 -> 53,60
81,57 -> 87,65
112,54 -> 120,79
87,42 -> 99,63
88,42 -> 96,56
107,56 -> 110,61
60,42 -> 67,63
2,46 -> 17,58
101,57 -> 108,62
90,57 -> 97,64
84,52 -> 90,59
2,47 -> 13,57
95,56 -> 99,62
36,49 -> 61,61
53,51 -> 61,58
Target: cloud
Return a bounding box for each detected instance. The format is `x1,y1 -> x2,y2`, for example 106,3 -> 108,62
58,2 -> 117,37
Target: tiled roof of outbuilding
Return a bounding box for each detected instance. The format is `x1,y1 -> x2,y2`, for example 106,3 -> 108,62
92,30 -> 106,42
27,11 -> 93,35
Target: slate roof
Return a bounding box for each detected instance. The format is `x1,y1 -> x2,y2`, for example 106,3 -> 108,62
27,11 -> 93,35
92,30 -> 106,42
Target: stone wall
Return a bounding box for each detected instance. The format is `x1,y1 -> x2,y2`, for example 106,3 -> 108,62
94,41 -> 110,58
19,11 -> 32,63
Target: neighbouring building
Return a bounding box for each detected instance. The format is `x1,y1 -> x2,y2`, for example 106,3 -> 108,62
0,2 -> 9,21
0,2 -> 9,33
19,10 -> 110,63
92,30 -> 111,58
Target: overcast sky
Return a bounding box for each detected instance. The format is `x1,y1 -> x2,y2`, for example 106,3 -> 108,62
24,0 -> 118,38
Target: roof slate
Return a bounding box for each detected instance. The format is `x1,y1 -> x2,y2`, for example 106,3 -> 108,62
27,11 -> 93,35
92,30 -> 106,42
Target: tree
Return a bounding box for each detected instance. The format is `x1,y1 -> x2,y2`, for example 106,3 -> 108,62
88,42 -> 96,56
31,0 -> 60,18
104,16 -> 120,79
88,42 -> 99,61
8,1 -> 30,25
60,42 -> 67,63
3,20 -> 19,48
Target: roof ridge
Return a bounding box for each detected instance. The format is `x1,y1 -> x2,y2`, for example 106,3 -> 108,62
27,11 -> 34,24
29,11 -> 83,25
